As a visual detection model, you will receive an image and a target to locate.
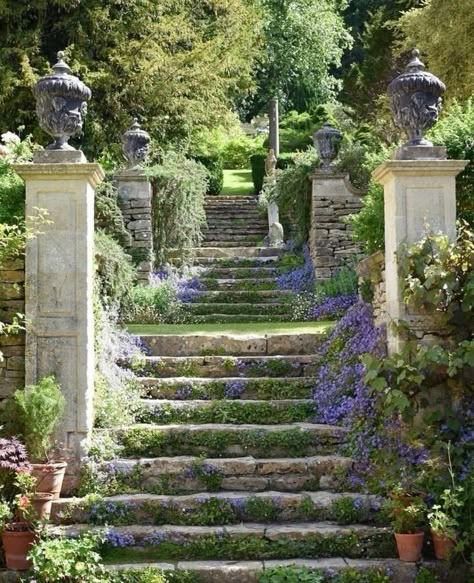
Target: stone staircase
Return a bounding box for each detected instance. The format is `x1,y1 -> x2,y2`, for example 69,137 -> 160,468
44,196 -> 425,582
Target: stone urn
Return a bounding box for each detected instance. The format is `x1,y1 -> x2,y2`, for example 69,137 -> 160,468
313,122 -> 342,169
388,49 -> 445,148
122,119 -> 151,167
34,51 -> 91,150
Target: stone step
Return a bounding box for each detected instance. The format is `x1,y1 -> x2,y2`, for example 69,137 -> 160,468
108,423 -> 346,458
193,290 -> 291,303
192,256 -> 282,266
190,315 -> 290,325
201,267 -> 280,279
102,559 -> 435,583
201,278 -> 277,290
204,221 -> 267,229
52,522 -> 394,562
202,241 -> 264,248
192,247 -> 283,258
137,399 -> 316,425
133,355 -> 320,378
53,491 -> 382,527
203,231 -> 267,239
137,333 -> 326,357
182,303 -> 291,316
139,377 -> 315,400
93,455 -> 353,494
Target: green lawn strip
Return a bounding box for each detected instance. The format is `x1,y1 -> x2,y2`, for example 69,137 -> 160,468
128,321 -> 334,336
221,169 -> 254,196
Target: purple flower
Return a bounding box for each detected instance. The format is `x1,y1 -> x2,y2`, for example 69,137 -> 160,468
105,529 -> 135,548
143,531 -> 167,546
224,381 -> 246,399
277,244 -> 314,293
307,294 -> 358,321
175,386 -> 193,400
230,498 -> 247,512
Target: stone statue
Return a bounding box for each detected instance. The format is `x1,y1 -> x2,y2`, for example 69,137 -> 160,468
265,148 -> 277,177
122,119 -> 151,167
34,51 -> 91,150
388,49 -> 445,148
313,122 -> 342,169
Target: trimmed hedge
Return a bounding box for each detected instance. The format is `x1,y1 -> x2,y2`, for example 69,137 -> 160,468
194,154 -> 224,195
250,153 -> 297,194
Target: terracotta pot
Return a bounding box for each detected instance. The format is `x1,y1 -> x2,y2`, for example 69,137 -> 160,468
432,530 -> 455,560
31,461 -> 67,500
32,492 -> 54,520
2,523 -> 36,570
395,531 -> 424,562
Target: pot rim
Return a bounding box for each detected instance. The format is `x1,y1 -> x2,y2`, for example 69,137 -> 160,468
32,492 -> 55,501
395,531 -> 425,537
31,460 -> 68,471
3,521 -> 35,534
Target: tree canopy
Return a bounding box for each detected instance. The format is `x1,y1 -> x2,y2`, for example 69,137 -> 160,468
0,0 -> 261,159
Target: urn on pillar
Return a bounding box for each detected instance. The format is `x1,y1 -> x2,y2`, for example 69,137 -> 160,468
388,49 -> 445,157
34,51 -> 91,151
122,119 -> 151,167
313,122 -> 342,170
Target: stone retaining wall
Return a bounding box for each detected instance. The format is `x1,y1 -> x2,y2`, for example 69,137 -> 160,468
356,251 -> 387,328
0,259 -> 25,399
309,172 -> 363,280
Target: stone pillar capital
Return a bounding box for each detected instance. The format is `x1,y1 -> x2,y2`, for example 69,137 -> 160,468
373,159 -> 468,185
13,162 -> 105,189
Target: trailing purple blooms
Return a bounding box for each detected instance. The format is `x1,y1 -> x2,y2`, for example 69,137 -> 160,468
277,244 -> 314,292
307,293 -> 358,321
224,380 -> 246,399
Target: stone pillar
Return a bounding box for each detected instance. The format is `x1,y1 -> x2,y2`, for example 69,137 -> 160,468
115,170 -> 153,283
14,151 -> 104,463
309,171 -> 362,280
373,160 -> 467,354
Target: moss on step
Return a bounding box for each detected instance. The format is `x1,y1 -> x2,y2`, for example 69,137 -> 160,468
182,303 -> 291,316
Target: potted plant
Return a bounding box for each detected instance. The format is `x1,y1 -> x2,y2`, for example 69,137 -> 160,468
0,471 -> 37,570
391,499 -> 427,562
14,375 -> 66,499
428,487 -> 462,560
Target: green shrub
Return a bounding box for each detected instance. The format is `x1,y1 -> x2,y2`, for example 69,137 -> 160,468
14,376 -> 65,462
193,154 -> 224,195
0,162 -> 25,225
147,152 -> 207,266
268,111 -> 317,154
94,230 -> 137,311
250,153 -> 266,194
29,533 -> 106,582
223,134 -> 265,169
125,282 -> 177,324
95,178 -> 130,247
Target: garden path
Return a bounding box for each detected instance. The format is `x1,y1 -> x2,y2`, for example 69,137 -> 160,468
52,196 -> 420,581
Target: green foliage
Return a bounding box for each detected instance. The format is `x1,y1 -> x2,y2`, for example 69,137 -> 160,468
275,111 -> 316,153
274,150 -> 318,245
0,1 -> 261,160
391,501 -> 426,534
250,153 -> 266,194
95,179 -> 130,247
330,496 -> 365,525
125,282 -> 178,325
94,230 -> 136,311
29,533 -> 106,582
13,375 -> 65,462
193,154 -> 224,196
259,566 -> 390,583
244,0 -> 352,117
108,569 -> 199,583
315,266 -> 359,299
399,0 -> 474,102
148,153 -> 207,266
223,134 -> 266,169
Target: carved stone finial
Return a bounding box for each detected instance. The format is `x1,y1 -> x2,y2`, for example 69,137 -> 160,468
313,122 -> 342,169
388,48 -> 446,148
122,118 -> 151,167
34,50 -> 91,150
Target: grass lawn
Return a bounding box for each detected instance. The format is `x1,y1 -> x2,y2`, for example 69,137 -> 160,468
221,169 -> 254,196
128,321 -> 334,336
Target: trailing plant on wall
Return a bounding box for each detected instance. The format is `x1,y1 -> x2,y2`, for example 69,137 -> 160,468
147,152 -> 208,267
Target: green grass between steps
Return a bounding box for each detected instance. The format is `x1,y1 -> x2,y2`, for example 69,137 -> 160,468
221,169 -> 254,195
128,321 -> 333,336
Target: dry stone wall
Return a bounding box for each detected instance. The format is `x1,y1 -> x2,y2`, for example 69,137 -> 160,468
309,172 -> 363,280
0,260 -> 25,399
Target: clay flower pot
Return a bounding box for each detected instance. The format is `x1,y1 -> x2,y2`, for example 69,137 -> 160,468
31,461 -> 67,500
2,523 -> 36,570
432,530 -> 455,560
395,531 -> 424,562
32,492 -> 54,520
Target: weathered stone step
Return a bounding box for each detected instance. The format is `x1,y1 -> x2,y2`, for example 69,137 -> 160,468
102,559 -> 437,583
137,398 -> 315,425
191,314 -> 289,324
192,247 -> 283,258
53,522 -> 394,562
203,225 -> 267,232
93,455 -> 353,494
193,290 -> 291,303
201,278 -> 277,290
182,303 -> 291,316
109,423 -> 346,458
134,355 -> 319,378
204,221 -> 267,229
139,377 -> 315,400
193,256 -> 282,266
137,333 -> 326,357
53,491 -> 382,526
202,241 -> 264,248
201,267 -> 280,279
